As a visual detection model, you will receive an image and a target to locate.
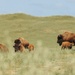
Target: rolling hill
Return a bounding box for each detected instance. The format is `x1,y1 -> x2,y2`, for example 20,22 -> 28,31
0,13 -> 75,75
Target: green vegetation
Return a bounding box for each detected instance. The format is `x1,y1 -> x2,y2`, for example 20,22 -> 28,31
0,13 -> 75,75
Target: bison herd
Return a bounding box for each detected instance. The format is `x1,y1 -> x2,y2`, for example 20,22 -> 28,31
0,31 -> 75,52
0,37 -> 34,52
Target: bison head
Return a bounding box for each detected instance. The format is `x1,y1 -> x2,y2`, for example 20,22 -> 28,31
57,34 -> 64,46
14,39 -> 21,45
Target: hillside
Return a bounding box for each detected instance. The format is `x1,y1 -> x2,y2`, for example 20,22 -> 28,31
0,13 -> 75,75
0,13 -> 75,47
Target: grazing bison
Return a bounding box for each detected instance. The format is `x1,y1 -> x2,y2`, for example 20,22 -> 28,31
28,44 -> 34,51
61,41 -> 73,49
14,37 -> 29,49
57,32 -> 75,46
13,43 -> 25,52
0,44 -> 9,52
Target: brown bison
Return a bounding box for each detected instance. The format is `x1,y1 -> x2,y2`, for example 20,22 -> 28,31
57,32 -> 75,46
61,41 -> 74,49
14,37 -> 29,48
13,43 -> 25,52
0,44 -> 9,52
13,37 -> 29,52
28,44 -> 34,51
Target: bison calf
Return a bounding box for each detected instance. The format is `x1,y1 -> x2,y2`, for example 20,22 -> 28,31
13,44 -> 25,52
61,41 -> 73,50
28,44 -> 34,51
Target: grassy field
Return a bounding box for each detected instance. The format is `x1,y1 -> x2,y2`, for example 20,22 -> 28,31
0,13 -> 75,75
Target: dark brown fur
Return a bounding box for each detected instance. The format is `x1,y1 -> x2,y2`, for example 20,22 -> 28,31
13,43 -> 25,52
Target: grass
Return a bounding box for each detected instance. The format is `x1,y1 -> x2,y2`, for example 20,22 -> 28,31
0,13 -> 75,75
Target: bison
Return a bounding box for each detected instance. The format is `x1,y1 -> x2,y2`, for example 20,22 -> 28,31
28,44 -> 34,51
14,37 -> 29,47
61,41 -> 74,50
13,43 -> 25,52
57,31 -> 75,46
0,44 -> 9,52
